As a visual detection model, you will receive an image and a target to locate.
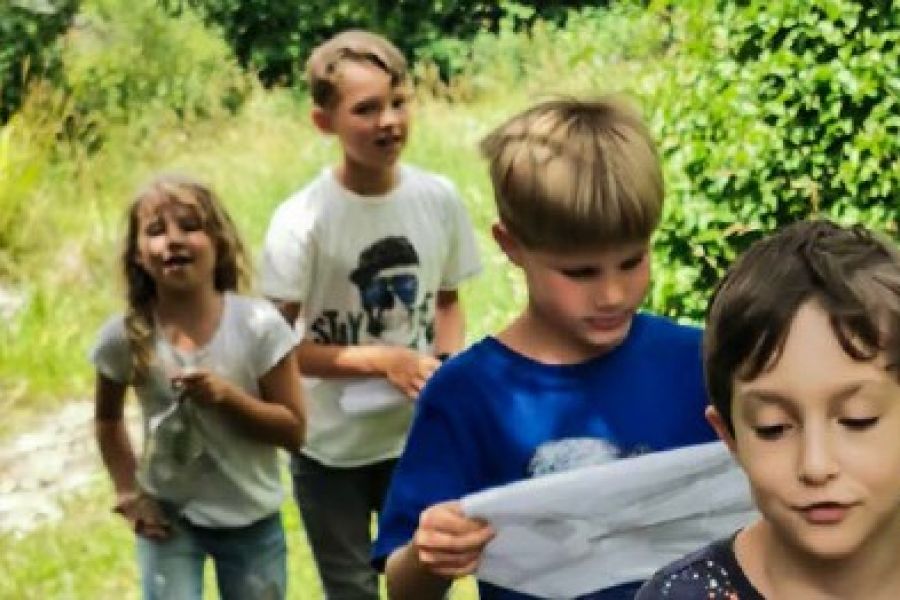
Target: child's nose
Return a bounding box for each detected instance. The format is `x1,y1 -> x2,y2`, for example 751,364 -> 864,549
797,429 -> 839,485
166,225 -> 188,244
593,277 -> 625,308
380,106 -> 401,128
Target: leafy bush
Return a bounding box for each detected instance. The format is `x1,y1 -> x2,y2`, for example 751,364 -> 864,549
158,0 -> 605,86
646,0 -> 899,322
61,0 -> 250,125
0,0 -> 79,123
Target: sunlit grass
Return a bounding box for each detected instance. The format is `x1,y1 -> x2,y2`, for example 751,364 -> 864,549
0,469 -> 478,599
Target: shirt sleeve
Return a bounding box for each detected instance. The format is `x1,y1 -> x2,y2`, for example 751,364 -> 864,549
435,175 -> 482,290
89,315 -> 132,384
372,365 -> 484,570
259,196 -> 316,304
247,299 -> 300,377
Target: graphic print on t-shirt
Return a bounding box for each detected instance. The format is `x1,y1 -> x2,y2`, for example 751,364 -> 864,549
308,236 -> 434,348
528,438 -> 619,477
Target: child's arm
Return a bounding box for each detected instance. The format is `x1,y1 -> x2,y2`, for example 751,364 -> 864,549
433,289 -> 465,357
386,500 -> 495,600
274,300 -> 441,399
172,350 -> 305,450
94,373 -> 169,539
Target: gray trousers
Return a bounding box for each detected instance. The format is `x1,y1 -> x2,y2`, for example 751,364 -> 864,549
291,453 -> 397,600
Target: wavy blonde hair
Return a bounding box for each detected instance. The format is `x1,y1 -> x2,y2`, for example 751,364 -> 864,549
122,174 -> 249,383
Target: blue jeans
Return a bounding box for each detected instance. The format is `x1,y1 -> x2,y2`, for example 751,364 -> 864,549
136,508 -> 286,600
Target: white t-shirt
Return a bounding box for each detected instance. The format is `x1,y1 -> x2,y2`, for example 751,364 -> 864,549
90,294 -> 298,527
260,164 -> 482,467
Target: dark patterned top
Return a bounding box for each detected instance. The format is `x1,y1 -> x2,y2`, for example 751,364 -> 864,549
635,535 -> 765,600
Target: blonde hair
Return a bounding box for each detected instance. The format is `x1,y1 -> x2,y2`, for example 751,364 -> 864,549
122,174 -> 249,382
306,29 -> 407,109
480,97 -> 664,251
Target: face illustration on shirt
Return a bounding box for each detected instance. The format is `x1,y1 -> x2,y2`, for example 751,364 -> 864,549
351,236 -> 422,347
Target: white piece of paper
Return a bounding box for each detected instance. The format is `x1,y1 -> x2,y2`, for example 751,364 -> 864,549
338,378 -> 406,414
461,441 -> 757,598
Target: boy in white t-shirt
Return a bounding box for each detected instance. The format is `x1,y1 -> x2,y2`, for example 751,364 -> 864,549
260,29 -> 482,599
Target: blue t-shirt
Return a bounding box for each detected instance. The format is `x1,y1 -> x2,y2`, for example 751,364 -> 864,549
373,313 -> 716,599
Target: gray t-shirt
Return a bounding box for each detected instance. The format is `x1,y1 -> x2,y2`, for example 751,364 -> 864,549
91,293 -> 298,527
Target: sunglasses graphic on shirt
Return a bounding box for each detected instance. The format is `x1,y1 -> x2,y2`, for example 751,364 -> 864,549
361,273 -> 418,308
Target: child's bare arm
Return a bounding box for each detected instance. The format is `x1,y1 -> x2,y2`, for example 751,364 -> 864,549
94,373 -> 169,539
298,341 -> 440,399
171,350 -> 305,450
271,298 -> 440,398
95,374 -> 138,501
433,289 -> 465,356
386,500 -> 495,600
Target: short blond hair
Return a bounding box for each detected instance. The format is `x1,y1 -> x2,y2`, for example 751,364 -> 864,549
480,97 -> 664,250
306,30 -> 407,109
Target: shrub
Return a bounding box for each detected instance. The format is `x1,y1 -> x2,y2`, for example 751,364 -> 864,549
158,0 -> 606,87
61,0 -> 250,125
0,0 -> 79,123
646,0 -> 899,322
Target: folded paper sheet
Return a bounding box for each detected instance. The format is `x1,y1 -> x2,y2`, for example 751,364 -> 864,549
461,441 -> 757,598
338,377 -> 405,414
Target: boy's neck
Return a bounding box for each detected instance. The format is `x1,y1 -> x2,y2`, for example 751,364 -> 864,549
496,311 -> 619,365
737,520 -> 900,599
335,160 -> 399,196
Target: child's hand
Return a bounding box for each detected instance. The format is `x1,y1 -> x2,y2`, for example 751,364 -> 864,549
114,491 -> 171,540
171,368 -> 235,406
381,348 -> 441,399
412,500 -> 495,578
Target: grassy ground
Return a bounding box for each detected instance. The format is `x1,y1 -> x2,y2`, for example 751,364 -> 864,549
0,475 -> 478,599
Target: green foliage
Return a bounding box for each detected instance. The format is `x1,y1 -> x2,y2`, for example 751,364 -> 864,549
61,0 -> 250,126
433,2 -> 667,101
0,82 -> 70,274
158,0 -> 605,86
647,0 -> 899,322
0,0 -> 78,123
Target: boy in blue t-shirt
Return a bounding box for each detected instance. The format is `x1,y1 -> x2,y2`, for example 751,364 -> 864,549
373,97 -> 716,599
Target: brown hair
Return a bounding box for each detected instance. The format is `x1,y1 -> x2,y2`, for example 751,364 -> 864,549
306,29 -> 407,109
705,219 -> 900,434
122,174 -> 249,382
480,96 -> 663,251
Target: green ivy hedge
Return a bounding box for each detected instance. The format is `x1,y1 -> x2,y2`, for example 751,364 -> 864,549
647,0 -> 899,322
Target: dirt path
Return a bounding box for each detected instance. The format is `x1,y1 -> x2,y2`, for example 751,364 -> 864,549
0,400 -> 138,536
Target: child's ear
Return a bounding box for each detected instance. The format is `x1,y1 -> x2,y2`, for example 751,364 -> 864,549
311,106 -> 333,134
492,223 -> 523,266
706,405 -> 738,454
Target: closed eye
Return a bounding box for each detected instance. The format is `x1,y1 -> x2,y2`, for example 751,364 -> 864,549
353,101 -> 380,116
560,267 -> 598,280
840,417 -> 879,430
753,424 -> 789,440
619,253 -> 645,271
